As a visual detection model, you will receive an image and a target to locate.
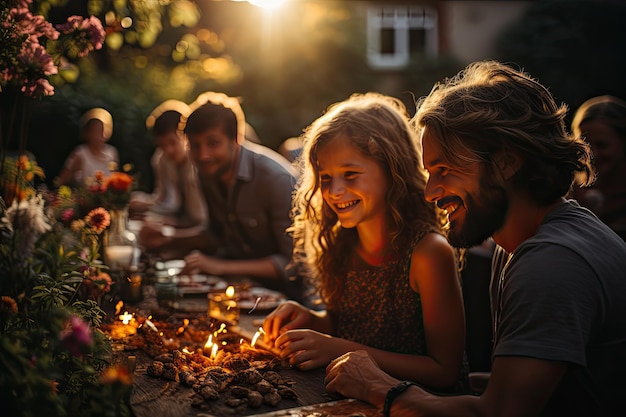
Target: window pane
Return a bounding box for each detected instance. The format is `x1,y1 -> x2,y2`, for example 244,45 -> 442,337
381,28 -> 395,55
409,28 -> 425,54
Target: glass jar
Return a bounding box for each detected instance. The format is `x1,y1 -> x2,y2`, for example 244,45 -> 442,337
103,207 -> 136,271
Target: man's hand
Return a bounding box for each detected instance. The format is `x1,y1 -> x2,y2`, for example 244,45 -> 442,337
325,350 -> 398,406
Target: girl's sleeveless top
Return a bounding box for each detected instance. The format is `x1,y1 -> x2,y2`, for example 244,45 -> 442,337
332,227 -> 470,394
333,230 -> 429,354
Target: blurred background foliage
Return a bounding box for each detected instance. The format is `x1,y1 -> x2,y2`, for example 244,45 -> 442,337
14,0 -> 626,192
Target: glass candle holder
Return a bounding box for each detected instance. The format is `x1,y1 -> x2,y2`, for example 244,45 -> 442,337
207,291 -> 239,325
154,278 -> 178,307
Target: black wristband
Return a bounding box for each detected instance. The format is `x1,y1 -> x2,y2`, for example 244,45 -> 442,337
382,380 -> 417,417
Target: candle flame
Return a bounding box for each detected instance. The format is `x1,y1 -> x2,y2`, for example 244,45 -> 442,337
204,334 -> 213,349
251,327 -> 265,348
115,300 -> 124,315
226,285 -> 235,298
204,334 -> 221,360
119,311 -> 133,325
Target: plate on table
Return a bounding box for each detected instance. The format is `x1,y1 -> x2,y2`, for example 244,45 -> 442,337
237,287 -> 286,312
154,259 -> 186,276
174,275 -> 226,295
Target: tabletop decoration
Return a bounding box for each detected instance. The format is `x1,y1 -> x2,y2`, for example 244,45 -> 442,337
80,168 -> 137,272
135,314 -> 297,414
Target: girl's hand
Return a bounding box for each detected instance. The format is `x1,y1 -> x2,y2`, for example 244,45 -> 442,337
274,329 -> 345,370
262,301 -> 313,345
138,221 -> 171,250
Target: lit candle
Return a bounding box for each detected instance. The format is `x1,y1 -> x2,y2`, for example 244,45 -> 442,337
251,327 -> 264,348
104,245 -> 134,269
110,311 -> 137,339
203,334 -> 220,359
207,286 -> 240,325
119,311 -> 134,325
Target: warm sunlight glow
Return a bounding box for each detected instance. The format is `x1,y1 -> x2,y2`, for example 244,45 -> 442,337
237,0 -> 286,10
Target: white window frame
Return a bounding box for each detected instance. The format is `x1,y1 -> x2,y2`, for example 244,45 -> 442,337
367,5 -> 438,70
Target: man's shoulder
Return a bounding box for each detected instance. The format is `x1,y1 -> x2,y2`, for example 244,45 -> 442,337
534,201 -> 625,248
241,141 -> 298,178
515,202 -> 626,276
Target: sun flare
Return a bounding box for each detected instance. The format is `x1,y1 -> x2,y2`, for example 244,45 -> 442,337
244,0 -> 286,10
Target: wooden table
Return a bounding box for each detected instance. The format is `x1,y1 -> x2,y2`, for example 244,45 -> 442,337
115,285 -> 378,417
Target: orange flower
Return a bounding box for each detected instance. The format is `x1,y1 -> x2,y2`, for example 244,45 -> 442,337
100,365 -> 133,385
1,296 -> 18,314
85,207 -> 111,233
87,271 -> 112,294
104,172 -> 133,193
94,171 -> 106,182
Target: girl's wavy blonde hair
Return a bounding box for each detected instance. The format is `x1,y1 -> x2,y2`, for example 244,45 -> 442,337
290,92 -> 449,306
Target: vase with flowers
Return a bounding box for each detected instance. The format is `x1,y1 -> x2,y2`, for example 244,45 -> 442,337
83,169 -> 136,272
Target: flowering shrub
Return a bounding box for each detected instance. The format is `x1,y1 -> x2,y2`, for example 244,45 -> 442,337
0,4 -> 131,412
0,154 -> 44,205
1,167 -> 132,415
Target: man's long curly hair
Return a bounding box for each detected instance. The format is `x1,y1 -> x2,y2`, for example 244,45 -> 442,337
413,60 -> 595,204
290,93 -> 449,307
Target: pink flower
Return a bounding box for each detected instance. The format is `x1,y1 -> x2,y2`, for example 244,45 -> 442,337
17,42 -> 57,97
56,15 -> 106,58
61,207 -> 75,223
9,6 -> 59,42
59,315 -> 93,357
1,3 -> 105,98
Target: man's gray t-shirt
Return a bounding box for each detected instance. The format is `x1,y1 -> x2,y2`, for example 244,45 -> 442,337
491,200 -> 626,416
200,141 -> 299,296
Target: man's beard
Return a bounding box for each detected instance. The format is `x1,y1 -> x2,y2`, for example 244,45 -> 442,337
199,143 -> 236,180
447,179 -> 508,249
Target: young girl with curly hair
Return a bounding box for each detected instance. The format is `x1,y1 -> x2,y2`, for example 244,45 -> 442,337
262,92 -> 469,393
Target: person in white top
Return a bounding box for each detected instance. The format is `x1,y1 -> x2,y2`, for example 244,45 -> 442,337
129,100 -> 207,228
57,108 -> 119,187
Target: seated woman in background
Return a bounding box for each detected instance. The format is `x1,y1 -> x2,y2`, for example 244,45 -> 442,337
57,107 -> 118,187
262,92 -> 469,393
571,95 -> 626,241
129,100 -> 207,228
